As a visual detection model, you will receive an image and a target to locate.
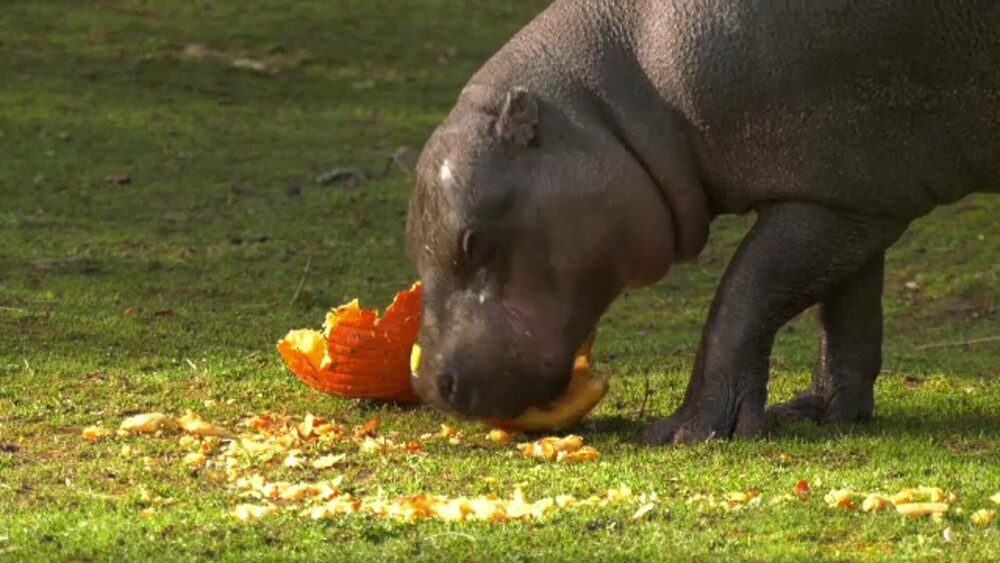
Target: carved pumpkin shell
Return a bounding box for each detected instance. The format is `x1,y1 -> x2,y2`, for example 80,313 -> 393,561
277,283 -> 422,403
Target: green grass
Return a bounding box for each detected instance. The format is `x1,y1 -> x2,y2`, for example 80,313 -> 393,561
1,1 -> 998,560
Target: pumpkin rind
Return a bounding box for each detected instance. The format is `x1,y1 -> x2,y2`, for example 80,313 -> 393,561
277,283 -> 422,403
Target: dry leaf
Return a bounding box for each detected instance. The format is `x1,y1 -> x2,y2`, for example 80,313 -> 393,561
793,479 -> 810,499
632,502 -> 656,520
105,174 -> 132,185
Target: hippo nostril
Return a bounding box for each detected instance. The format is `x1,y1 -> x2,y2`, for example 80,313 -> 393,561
438,371 -> 457,403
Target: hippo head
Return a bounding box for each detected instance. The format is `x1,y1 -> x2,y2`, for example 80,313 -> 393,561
406,86 -> 676,419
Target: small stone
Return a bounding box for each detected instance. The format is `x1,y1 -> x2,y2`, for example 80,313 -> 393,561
105,174 -> 131,185
315,168 -> 365,187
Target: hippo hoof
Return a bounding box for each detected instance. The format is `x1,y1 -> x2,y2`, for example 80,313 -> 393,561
767,393 -> 828,423
672,421 -> 720,444
644,416 -> 737,445
641,414 -> 729,445
768,391 -> 874,425
642,413 -> 688,445
645,402 -> 767,445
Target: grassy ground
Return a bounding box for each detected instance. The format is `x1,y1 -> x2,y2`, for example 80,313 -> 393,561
1,1 -> 998,560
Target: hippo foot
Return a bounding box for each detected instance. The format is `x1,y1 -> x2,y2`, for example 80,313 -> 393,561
766,392 -> 828,423
643,402 -> 766,445
767,390 -> 873,425
641,410 -> 690,445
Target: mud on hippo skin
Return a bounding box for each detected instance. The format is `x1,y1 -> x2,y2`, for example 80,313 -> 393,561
406,0 -> 1000,442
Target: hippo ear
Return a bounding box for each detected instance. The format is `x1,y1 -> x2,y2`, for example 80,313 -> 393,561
495,89 -> 538,151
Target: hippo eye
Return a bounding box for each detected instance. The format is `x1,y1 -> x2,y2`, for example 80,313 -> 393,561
460,229 -> 495,268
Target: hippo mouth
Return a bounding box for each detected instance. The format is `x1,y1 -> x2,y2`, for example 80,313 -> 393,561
411,330 -> 609,431
484,330 -> 609,431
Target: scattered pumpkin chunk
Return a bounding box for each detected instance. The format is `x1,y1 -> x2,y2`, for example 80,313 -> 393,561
971,509 -> 996,525
233,503 -> 280,522
486,429 -> 513,444
891,488 -> 915,505
826,485 -> 958,515
120,413 -> 176,434
81,426 -> 112,442
277,283 -> 421,403
517,435 -> 600,463
177,411 -> 233,438
824,489 -> 858,510
183,452 -> 208,467
916,485 -> 951,503
862,494 -> 891,512
311,454 -> 346,469
896,502 -> 949,518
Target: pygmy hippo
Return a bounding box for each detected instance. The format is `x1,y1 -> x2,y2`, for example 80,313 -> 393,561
405,0 -> 999,443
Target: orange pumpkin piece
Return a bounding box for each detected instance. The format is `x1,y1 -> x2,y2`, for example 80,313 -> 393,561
277,282 -> 421,403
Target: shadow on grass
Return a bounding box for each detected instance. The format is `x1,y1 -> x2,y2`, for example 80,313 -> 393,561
764,411 -> 1000,445
572,411 -> 1000,446
583,415 -> 649,440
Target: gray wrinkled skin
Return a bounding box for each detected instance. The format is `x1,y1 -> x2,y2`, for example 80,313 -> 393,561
405,0 -> 999,441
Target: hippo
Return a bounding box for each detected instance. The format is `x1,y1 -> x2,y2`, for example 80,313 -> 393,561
405,0 -> 999,444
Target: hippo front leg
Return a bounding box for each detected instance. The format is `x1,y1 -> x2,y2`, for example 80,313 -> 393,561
643,202 -> 907,445
767,253 -> 885,424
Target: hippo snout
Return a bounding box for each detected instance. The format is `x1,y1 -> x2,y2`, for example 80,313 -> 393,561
411,339 -> 573,419
409,299 -> 575,419
411,355 -> 564,419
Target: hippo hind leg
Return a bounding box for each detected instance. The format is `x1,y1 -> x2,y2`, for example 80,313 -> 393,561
767,253 -> 885,424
